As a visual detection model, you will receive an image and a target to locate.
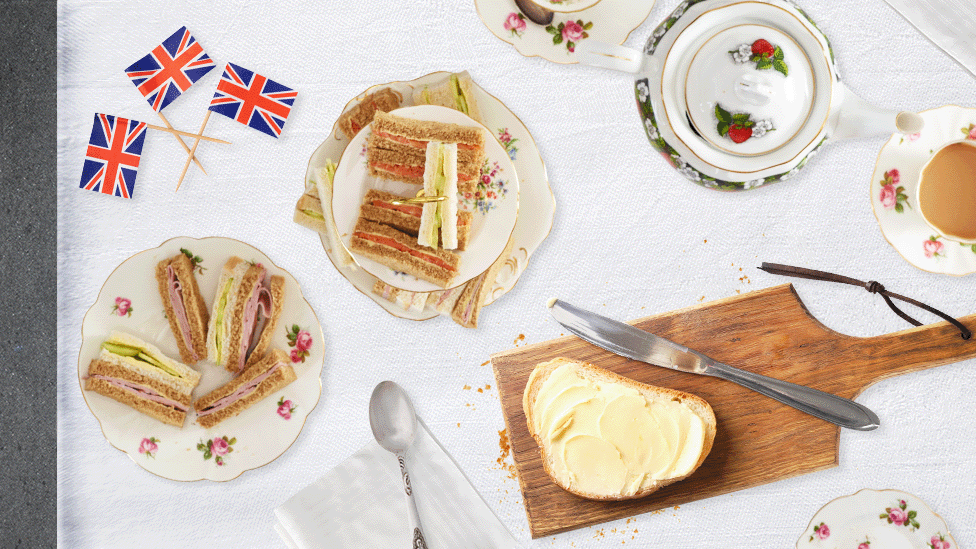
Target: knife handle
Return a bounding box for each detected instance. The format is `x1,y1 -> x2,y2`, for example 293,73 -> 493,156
707,362 -> 880,430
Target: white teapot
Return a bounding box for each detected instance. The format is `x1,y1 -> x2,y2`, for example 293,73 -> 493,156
578,0 -> 923,190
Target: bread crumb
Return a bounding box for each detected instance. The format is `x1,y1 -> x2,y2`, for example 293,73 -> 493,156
457,422 -> 460,427
477,387 -> 483,393
463,385 -> 471,390
493,428 -> 518,480
481,360 -> 490,366
514,334 -> 525,346
703,239 -> 707,243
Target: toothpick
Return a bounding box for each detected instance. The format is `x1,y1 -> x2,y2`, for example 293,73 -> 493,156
157,112 -> 207,176
175,110 -> 212,192
145,119 -> 228,144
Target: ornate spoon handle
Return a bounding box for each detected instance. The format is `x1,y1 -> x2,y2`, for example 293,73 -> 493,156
397,452 -> 428,548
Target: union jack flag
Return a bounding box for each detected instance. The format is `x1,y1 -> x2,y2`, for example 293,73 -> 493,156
125,26 -> 215,112
208,63 -> 297,138
79,114 -> 148,199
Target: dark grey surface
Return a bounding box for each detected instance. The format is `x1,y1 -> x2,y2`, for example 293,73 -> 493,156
1,0 -> 57,547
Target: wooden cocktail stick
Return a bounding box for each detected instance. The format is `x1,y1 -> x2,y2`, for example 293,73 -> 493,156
157,112 -> 207,176
174,110 -> 212,192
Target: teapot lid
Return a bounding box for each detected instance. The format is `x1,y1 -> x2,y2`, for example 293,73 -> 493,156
651,0 -> 836,179
685,24 -> 815,157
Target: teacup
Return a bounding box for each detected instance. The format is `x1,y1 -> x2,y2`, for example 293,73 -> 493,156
916,139 -> 976,244
528,0 -> 603,13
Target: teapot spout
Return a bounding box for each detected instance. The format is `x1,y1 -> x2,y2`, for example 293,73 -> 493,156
830,82 -> 924,140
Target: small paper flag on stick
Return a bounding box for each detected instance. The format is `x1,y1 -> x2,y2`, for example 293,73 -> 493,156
208,63 -> 297,138
79,114 -> 148,199
125,26 -> 216,174
125,26 -> 216,112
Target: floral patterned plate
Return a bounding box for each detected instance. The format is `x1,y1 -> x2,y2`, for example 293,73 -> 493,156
77,236 -> 324,481
870,105 -> 976,276
332,104 -> 520,293
474,0 -> 654,64
304,71 -> 555,321
797,489 -> 956,549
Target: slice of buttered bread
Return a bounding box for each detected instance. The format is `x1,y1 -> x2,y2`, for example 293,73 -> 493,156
523,357 -> 716,501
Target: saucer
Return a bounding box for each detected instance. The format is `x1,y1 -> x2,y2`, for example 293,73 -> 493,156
78,236 -> 324,481
474,0 -> 655,64
797,489 -> 956,549
304,72 -> 555,320
870,105 -> 976,276
332,105 -> 519,293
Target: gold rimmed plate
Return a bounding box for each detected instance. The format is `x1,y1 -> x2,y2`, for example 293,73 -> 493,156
77,236 -> 324,481
303,71 -> 555,321
796,489 -> 956,549
332,104 -> 520,293
474,0 -> 654,64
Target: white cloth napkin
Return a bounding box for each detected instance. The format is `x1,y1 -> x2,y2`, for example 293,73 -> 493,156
274,418 -> 521,549
885,0 -> 976,78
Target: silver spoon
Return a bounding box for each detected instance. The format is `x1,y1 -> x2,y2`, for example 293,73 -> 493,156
514,0 -> 554,25
369,381 -> 429,549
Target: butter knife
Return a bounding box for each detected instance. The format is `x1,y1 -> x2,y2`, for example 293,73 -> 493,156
548,299 -> 880,431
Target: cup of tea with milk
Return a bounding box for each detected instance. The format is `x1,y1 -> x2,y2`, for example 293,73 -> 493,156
917,140 -> 976,244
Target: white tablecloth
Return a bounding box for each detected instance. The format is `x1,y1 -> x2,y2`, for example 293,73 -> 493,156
57,1 -> 976,547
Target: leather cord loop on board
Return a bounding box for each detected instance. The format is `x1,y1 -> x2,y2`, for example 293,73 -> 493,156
758,263 -> 972,340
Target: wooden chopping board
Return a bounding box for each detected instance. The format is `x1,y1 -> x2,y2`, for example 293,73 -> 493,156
490,284 -> 976,538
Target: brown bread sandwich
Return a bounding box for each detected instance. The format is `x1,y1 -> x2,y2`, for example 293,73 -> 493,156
85,331 -> 202,427
194,349 -> 297,428
348,218 -> 459,288
206,257 -> 284,374
360,189 -> 472,251
366,111 -> 485,193
156,252 -> 209,364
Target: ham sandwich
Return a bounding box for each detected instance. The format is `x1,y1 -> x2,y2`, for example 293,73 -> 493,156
194,349 -> 297,429
206,257 -> 284,374
156,253 -> 209,364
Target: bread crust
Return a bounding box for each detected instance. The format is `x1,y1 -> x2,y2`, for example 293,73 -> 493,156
451,235 -> 513,328
194,349 -> 297,429
337,87 -> 402,139
522,358 -> 717,501
412,72 -> 484,124
155,253 -> 209,364
294,192 -> 328,233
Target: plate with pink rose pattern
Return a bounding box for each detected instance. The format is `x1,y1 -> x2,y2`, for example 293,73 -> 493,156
870,105 -> 976,276
474,0 -> 655,64
77,236 -> 324,482
304,71 -> 555,321
796,489 -> 956,549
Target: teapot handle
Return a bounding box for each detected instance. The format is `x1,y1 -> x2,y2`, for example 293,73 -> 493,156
576,40 -> 642,74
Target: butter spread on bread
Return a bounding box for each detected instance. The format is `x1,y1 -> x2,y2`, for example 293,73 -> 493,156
523,358 -> 716,500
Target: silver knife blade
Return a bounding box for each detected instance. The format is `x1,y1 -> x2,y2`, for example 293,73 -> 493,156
547,298 -> 880,431
549,298 -> 710,374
